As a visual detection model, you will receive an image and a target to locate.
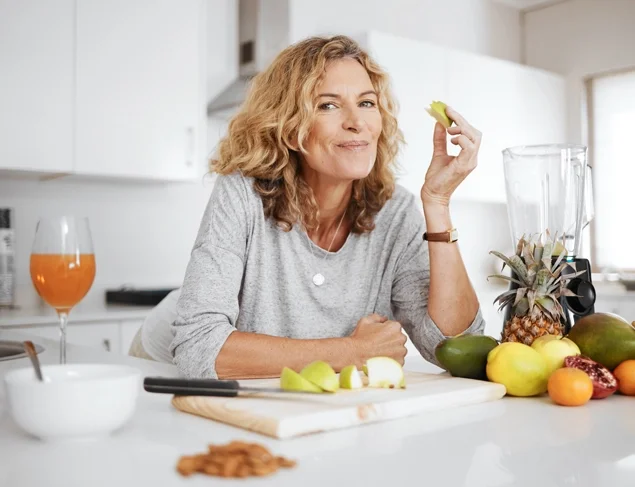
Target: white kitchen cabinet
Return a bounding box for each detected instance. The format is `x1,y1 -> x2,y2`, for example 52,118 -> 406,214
0,0 -> 74,174
20,322 -> 120,353
594,295 -> 635,321
446,48 -> 567,203
361,31 -> 567,203
360,32 -> 447,198
74,0 -> 204,181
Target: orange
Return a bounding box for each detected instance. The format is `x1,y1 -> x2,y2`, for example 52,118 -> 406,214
613,360 -> 635,396
547,368 -> 593,406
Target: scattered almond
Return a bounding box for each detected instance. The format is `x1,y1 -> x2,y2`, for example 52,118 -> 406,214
176,441 -> 296,478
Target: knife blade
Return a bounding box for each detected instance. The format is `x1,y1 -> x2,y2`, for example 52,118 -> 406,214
143,376 -> 323,397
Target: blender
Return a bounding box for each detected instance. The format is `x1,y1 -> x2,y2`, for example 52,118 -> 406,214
502,144 -> 596,333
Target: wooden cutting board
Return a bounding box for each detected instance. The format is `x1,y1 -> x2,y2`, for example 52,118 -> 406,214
171,371 -> 506,439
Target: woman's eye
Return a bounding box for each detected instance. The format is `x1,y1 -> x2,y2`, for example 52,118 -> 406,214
318,102 -> 337,110
360,100 -> 376,108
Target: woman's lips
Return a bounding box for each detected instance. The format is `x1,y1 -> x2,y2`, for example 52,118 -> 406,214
336,141 -> 369,152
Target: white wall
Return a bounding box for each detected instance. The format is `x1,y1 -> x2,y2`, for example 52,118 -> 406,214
524,0 -> 635,144
1,0 -> 516,337
290,0 -> 523,63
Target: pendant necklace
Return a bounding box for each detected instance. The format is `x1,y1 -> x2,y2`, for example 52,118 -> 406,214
305,211 -> 346,287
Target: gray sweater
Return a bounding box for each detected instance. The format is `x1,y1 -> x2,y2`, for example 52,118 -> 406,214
170,172 -> 485,378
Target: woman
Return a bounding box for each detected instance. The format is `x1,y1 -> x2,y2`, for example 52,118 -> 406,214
148,35 -> 484,379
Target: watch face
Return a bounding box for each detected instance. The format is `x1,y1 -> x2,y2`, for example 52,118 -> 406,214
450,229 -> 458,242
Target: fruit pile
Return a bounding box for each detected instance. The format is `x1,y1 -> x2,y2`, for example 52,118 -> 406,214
279,357 -> 406,393
435,312 -> 635,407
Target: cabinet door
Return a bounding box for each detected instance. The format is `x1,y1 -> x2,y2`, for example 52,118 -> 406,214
75,0 -> 203,181
446,49 -> 566,203
0,0 -> 74,173
360,32 -> 447,198
22,322 -> 120,353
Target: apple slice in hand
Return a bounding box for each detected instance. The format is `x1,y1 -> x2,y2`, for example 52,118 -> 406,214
365,357 -> 406,389
425,100 -> 453,129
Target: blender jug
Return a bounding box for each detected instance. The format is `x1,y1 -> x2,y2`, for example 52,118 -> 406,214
502,144 -> 588,256
502,144 -> 596,331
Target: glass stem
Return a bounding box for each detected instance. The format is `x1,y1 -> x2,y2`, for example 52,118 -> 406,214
58,312 -> 69,364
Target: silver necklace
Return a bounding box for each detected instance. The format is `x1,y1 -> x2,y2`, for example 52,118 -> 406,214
305,211 -> 346,287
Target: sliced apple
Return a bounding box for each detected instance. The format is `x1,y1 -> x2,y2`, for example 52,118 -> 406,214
280,367 -> 323,393
365,357 -> 406,389
300,361 -> 339,392
425,100 -> 453,129
339,365 -> 363,390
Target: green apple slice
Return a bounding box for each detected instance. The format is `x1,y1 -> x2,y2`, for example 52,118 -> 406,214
425,100 -> 453,128
339,365 -> 363,390
280,367 -> 323,393
300,361 -> 339,392
365,357 -> 406,389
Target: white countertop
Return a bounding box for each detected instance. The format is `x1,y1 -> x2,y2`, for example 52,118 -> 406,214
1,329 -> 635,487
0,303 -> 154,327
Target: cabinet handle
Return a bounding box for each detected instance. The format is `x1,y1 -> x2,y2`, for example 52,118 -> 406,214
185,127 -> 195,167
103,339 -> 111,352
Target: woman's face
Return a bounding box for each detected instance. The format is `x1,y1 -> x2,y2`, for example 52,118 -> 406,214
301,58 -> 382,182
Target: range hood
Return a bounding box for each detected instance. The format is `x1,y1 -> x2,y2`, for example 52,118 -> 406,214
207,0 -> 292,119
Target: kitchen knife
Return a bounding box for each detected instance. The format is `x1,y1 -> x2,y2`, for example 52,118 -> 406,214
143,376 -> 323,397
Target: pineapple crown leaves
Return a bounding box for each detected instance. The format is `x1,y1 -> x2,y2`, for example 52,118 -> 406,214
488,232 -> 586,319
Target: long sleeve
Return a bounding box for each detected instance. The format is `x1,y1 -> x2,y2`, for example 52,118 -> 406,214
390,200 -> 485,366
169,173 -> 251,378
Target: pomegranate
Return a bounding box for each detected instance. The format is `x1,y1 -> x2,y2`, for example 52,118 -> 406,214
564,355 -> 618,399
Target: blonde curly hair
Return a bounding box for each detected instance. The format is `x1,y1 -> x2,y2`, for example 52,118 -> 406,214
211,35 -> 404,233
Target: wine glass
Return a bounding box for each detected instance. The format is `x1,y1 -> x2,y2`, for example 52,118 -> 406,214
30,217 -> 96,364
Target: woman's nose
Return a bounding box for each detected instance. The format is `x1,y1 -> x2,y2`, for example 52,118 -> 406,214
343,108 -> 364,132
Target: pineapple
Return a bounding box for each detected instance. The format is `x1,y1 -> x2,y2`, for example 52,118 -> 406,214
489,233 -> 583,346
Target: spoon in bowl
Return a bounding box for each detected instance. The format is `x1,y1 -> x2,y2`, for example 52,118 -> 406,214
23,340 -> 44,382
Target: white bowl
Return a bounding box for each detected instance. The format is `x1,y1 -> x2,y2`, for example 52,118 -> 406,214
4,363 -> 141,441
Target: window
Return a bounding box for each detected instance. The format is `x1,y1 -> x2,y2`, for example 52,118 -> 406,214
588,69 -> 635,272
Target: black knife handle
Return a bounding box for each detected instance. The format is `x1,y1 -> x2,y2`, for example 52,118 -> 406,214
143,377 -> 240,397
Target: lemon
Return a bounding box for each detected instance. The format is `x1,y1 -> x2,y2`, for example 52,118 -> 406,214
280,367 -> 323,393
486,342 -> 549,396
300,361 -> 339,392
531,335 -> 581,375
339,365 -> 363,390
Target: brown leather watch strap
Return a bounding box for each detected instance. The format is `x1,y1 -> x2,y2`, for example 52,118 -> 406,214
423,228 -> 458,243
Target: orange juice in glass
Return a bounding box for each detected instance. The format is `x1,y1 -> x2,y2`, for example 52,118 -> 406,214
30,217 -> 96,364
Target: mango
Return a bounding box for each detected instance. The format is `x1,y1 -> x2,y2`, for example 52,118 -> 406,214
566,312 -> 635,371
435,334 -> 499,380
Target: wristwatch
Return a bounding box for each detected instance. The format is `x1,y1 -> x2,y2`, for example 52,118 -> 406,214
423,228 -> 458,243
